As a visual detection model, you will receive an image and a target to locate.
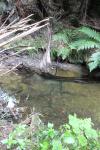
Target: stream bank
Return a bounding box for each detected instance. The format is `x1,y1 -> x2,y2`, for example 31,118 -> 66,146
0,56 -> 100,148
0,50 -> 100,81
0,50 -> 90,78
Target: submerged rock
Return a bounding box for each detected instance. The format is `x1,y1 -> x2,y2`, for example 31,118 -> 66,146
0,89 -> 23,122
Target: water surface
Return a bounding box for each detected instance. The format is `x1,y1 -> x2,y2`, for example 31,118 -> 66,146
0,72 -> 100,128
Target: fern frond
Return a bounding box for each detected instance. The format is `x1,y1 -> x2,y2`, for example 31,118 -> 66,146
53,32 -> 67,43
63,29 -> 78,41
88,51 -> 100,71
70,40 -> 100,51
52,26 -> 100,71
53,29 -> 78,44
79,27 -> 100,42
57,47 -> 71,60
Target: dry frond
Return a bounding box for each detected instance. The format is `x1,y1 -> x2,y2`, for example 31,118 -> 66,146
0,14 -> 49,48
0,14 -> 50,75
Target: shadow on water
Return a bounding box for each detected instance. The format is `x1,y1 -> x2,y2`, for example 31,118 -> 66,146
0,72 -> 100,128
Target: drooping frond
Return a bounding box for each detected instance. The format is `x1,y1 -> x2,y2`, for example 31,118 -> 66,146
57,47 -> 71,60
0,15 -> 49,48
88,51 -> 100,71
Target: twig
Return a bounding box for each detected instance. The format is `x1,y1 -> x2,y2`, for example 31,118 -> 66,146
0,47 -> 33,62
0,23 -> 49,48
0,9 -> 15,28
0,15 -> 33,33
0,29 -> 17,41
83,0 -> 89,22
0,63 -> 21,77
0,45 -> 30,54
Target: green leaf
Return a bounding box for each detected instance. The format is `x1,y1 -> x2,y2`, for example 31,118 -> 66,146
48,123 -> 54,128
52,139 -> 63,150
85,129 -> 98,140
70,40 -> 99,51
79,27 -> 100,42
88,51 -> 100,71
57,48 -> 71,60
77,135 -> 87,147
53,33 -> 67,43
68,114 -> 81,134
64,137 -> 75,145
40,141 -> 49,150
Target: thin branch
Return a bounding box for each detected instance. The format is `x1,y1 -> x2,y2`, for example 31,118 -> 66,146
0,9 -> 15,28
0,47 -> 33,62
83,0 -> 89,22
0,23 -> 49,48
0,63 -> 21,77
0,45 -> 31,54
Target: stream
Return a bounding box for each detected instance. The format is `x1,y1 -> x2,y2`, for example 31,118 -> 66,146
0,72 -> 100,128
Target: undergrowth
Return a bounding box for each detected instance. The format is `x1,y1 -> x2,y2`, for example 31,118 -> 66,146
52,26 -> 100,71
2,114 -> 100,150
8,35 -> 46,56
7,26 -> 100,72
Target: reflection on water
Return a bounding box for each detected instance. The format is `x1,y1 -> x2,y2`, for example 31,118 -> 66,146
0,72 -> 100,127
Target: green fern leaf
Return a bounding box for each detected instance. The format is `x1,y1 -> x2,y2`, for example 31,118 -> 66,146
53,33 -> 67,43
53,29 -> 78,44
70,40 -> 100,51
58,47 -> 71,60
52,26 -> 100,66
79,27 -> 100,42
88,51 -> 100,71
63,29 -> 78,41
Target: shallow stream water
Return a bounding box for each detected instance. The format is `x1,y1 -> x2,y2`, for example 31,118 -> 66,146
0,72 -> 100,128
